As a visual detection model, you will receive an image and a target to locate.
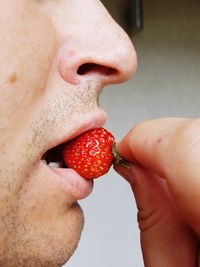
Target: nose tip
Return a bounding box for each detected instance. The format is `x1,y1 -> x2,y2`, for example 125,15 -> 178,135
57,0 -> 137,87
109,43 -> 137,84
58,41 -> 137,86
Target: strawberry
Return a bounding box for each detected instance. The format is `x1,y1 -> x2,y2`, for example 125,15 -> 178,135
62,128 -> 116,179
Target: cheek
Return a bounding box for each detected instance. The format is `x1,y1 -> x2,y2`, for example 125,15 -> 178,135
0,2 -> 57,131
0,2 -> 59,212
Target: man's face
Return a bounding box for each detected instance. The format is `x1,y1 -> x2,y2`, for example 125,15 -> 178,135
0,0 -> 137,266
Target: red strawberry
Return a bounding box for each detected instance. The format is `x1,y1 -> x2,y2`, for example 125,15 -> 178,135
62,128 -> 115,179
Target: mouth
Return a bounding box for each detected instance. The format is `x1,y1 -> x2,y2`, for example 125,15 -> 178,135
40,111 -> 107,200
42,143 -> 65,168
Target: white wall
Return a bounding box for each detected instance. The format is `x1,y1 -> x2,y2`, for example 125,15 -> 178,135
66,0 -> 200,266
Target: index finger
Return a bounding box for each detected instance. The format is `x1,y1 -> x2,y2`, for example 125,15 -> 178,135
117,118 -> 200,235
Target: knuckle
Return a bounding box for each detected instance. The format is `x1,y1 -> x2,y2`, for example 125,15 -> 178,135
169,119 -> 200,156
167,119 -> 200,176
137,208 -> 163,232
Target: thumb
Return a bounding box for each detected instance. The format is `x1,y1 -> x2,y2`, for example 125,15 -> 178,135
115,163 -> 197,267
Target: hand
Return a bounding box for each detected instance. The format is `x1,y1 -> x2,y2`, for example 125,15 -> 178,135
115,118 -> 200,267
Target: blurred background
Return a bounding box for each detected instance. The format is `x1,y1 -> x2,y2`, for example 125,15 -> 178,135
66,0 -> 200,266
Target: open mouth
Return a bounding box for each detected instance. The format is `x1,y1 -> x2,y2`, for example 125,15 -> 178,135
42,144 -> 66,168
41,141 -> 94,200
41,111 -> 107,170
38,112 -> 108,200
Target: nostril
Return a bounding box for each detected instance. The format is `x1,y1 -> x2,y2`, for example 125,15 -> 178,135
77,63 -> 118,76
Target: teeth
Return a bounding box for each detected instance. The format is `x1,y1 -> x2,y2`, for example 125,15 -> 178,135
48,161 -> 63,168
41,159 -> 64,168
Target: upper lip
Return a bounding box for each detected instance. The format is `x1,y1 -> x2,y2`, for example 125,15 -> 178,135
40,109 -> 107,160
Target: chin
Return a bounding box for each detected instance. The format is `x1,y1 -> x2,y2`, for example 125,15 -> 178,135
57,202 -> 85,266
2,203 -> 84,267
34,202 -> 85,267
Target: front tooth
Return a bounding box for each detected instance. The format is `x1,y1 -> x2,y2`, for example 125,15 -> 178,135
48,162 -> 62,168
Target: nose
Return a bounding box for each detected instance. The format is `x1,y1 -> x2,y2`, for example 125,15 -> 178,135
57,0 -> 137,86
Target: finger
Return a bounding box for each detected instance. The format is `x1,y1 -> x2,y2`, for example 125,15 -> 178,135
117,118 -> 200,235
115,163 -> 198,267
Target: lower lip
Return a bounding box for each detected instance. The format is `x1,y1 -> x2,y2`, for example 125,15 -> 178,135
47,163 -> 93,200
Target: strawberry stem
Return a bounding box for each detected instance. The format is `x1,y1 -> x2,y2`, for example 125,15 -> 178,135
112,143 -> 130,168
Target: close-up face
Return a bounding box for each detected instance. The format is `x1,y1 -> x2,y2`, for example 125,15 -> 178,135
0,0 -> 137,266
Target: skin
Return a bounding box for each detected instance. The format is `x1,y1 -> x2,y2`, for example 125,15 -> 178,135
2,1 -> 199,267
116,118 -> 200,267
0,0 -> 137,266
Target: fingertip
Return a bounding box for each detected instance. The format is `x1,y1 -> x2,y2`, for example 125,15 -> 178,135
116,136 -> 136,163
